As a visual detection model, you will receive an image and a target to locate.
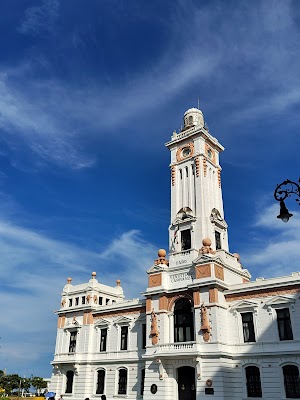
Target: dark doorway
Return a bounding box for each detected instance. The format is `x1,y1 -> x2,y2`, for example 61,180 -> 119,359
177,366 -> 196,400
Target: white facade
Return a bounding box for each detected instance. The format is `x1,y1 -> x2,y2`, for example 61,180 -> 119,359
50,108 -> 300,400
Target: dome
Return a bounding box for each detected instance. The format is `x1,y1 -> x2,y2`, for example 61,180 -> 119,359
183,108 -> 204,129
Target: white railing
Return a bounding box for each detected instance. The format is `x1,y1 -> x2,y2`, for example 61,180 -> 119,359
155,341 -> 197,353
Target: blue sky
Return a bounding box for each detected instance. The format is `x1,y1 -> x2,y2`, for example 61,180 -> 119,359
0,0 -> 300,378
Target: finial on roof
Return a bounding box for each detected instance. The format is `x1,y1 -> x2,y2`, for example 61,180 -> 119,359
116,279 -> 121,287
67,277 -> 72,284
92,271 -> 97,278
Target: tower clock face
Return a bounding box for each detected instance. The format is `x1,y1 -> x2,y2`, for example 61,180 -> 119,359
182,147 -> 191,158
207,149 -> 212,159
176,142 -> 194,161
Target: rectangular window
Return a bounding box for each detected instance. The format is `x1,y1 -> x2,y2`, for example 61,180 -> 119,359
242,312 -> 256,342
69,299 -> 73,307
215,231 -> 221,250
120,326 -> 128,350
100,328 -> 107,352
68,331 -> 77,353
99,297 -> 103,305
106,298 -> 110,305
181,229 -> 191,251
82,296 -> 85,304
142,323 -> 146,349
75,297 -> 79,306
276,308 -> 293,340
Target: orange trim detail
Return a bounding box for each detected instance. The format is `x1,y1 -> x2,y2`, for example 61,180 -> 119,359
203,157 -> 207,177
176,142 -> 195,162
209,288 -> 218,303
218,169 -> 221,188
225,286 -> 300,302
205,143 -> 216,164
195,157 -> 200,177
83,312 -> 94,325
193,291 -> 200,306
214,265 -> 224,281
146,298 -> 152,313
57,316 -> 66,328
195,264 -> 211,279
159,295 -> 168,310
148,273 -> 162,287
171,165 -> 176,186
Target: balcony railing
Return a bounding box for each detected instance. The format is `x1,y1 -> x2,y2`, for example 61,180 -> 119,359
154,341 -> 197,354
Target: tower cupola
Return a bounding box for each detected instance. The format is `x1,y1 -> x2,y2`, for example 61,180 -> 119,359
183,107 -> 204,129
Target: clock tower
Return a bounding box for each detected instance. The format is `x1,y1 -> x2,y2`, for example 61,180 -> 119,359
166,107 -> 229,267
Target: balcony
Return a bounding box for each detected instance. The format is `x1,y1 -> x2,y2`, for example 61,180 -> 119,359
146,341 -> 198,358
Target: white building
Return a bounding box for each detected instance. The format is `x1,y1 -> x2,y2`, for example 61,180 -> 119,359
50,107 -> 300,400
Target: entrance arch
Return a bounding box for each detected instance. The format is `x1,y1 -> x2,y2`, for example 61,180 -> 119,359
177,366 -> 196,400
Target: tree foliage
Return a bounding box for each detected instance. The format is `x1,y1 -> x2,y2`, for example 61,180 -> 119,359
0,374 -> 46,396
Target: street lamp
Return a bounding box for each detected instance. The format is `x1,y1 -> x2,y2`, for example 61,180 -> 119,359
274,179 -> 300,222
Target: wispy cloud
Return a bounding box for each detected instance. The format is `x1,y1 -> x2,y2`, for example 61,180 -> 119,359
18,0 -> 60,37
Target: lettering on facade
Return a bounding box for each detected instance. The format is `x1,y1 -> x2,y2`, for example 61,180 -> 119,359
176,258 -> 188,266
170,271 -> 195,283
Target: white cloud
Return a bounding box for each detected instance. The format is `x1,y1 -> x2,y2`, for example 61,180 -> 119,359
243,202 -> 300,278
0,217 -> 155,376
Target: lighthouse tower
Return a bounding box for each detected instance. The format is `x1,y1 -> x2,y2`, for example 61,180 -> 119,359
166,107 -> 229,267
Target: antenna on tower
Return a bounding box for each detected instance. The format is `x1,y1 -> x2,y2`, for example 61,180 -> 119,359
197,98 -> 200,109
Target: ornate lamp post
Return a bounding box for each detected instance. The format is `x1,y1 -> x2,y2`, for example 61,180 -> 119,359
274,179 -> 300,222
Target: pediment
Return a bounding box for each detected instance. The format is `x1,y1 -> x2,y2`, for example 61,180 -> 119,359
147,264 -> 167,273
94,318 -> 111,327
193,254 -> 224,266
264,295 -> 296,306
230,299 -> 259,310
114,315 -> 132,325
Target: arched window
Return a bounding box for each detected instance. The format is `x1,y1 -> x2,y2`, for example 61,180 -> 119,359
174,298 -> 194,342
283,365 -> 300,398
188,115 -> 193,125
96,369 -> 105,394
118,368 -> 127,395
65,370 -> 74,393
245,366 -> 262,397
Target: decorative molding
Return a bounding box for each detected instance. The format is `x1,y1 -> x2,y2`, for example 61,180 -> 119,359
209,288 -> 218,303
195,264 -> 211,279
214,265 -> 224,281
217,168 -> 221,188
200,304 -> 211,342
225,287 -> 300,302
94,307 -> 146,320
205,143 -> 216,164
150,309 -> 159,345
194,357 -> 201,379
167,292 -> 194,311
148,273 -> 162,287
176,142 -> 195,162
